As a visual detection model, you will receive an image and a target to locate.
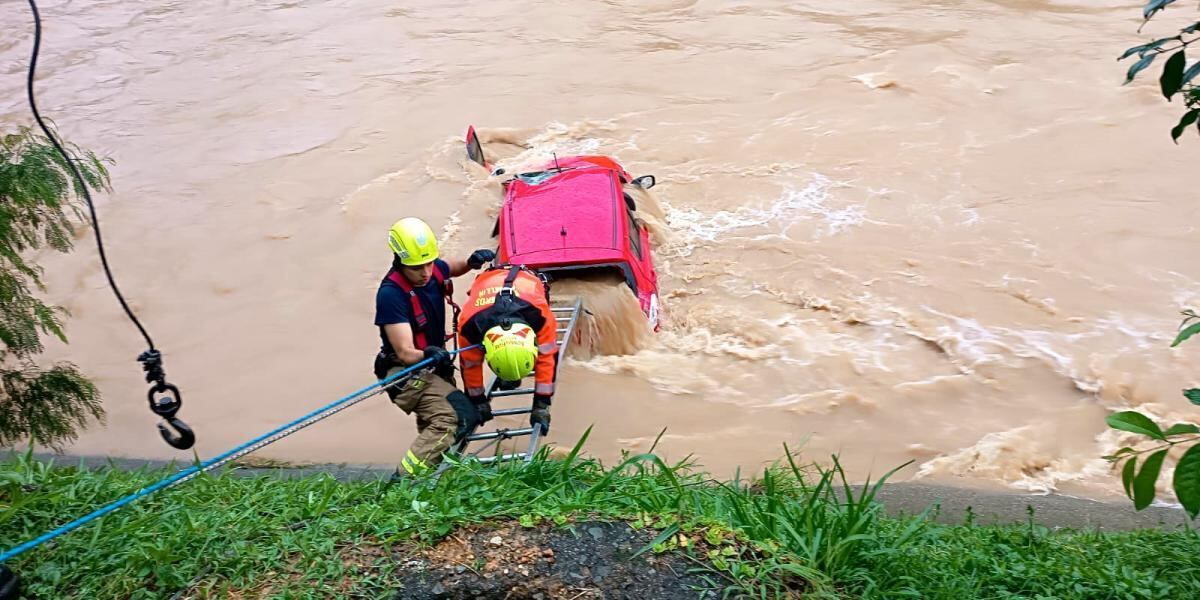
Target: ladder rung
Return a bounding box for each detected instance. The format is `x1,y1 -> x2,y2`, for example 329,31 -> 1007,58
492,407 -> 531,416
551,306 -> 575,312
466,427 -> 534,441
479,453 -> 528,464
491,387 -> 535,397
556,328 -> 569,334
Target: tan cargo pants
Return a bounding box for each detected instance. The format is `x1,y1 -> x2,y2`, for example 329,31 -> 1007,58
385,367 -> 460,475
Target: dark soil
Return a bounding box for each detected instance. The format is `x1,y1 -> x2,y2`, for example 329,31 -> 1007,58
380,521 -> 720,599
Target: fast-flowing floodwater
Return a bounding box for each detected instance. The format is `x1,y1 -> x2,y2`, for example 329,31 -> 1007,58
2,0 -> 1198,501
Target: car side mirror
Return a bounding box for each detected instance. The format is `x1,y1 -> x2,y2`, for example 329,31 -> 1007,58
631,175 -> 656,190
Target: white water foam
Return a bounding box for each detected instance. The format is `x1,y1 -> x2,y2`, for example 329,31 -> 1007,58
660,175 -> 869,256
914,426 -> 1113,494
914,306 -> 1184,396
488,121 -> 640,174
440,210 -> 462,245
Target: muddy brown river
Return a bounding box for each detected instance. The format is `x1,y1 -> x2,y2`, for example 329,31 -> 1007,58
2,0 -> 1198,502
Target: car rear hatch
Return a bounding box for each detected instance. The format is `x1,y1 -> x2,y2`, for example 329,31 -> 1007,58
505,168 -> 619,263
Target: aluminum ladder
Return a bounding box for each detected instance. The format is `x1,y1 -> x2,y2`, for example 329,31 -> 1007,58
438,298 -> 583,471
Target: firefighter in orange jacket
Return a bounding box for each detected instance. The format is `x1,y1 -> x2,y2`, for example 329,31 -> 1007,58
457,265 -> 558,433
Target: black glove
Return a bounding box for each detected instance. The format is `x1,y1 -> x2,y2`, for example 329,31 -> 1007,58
422,346 -> 452,369
467,248 -> 497,270
446,390 -> 481,442
471,395 -> 493,424
531,394 -> 552,434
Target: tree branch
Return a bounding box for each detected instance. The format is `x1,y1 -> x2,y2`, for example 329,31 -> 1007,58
1110,435 -> 1200,464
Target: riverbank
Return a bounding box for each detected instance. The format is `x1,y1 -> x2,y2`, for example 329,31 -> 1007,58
2,446 -> 1197,599
14,450 -> 1190,531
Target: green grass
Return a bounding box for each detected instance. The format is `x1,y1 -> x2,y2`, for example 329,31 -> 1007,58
2,434 -> 1198,599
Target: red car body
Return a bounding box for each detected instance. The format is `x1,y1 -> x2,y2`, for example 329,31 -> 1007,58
466,127 -> 661,330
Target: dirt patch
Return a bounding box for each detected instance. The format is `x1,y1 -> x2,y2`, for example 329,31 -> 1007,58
378,521 -> 721,599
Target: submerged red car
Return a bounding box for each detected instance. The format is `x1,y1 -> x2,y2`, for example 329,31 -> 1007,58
465,126 -> 661,330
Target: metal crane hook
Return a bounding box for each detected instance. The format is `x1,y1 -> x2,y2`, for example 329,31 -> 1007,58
141,351 -> 196,451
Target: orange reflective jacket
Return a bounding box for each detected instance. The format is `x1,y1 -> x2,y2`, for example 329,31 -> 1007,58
457,267 -> 558,399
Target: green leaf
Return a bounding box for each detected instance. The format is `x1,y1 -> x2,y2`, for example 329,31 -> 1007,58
1185,22 -> 1200,34
1165,423 -> 1200,436
1103,447 -> 1137,461
1107,411 -> 1167,441
632,523 -> 680,559
1160,50 -> 1187,99
1143,0 -> 1178,19
1122,456 -> 1137,500
1120,43 -> 1151,61
1185,389 -> 1200,405
1126,53 -> 1159,84
1140,38 -> 1178,57
1133,449 -> 1168,510
1172,109 -> 1200,143
1172,322 -> 1200,347
1173,444 -> 1200,519
1183,61 -> 1200,87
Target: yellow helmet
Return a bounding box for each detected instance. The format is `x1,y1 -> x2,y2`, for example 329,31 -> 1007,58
482,323 -> 537,382
388,217 -> 439,266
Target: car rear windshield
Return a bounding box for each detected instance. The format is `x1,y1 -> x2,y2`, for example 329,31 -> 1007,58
515,170 -> 562,186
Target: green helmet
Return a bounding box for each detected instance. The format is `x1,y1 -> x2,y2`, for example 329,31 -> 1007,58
388,217 -> 439,266
483,323 -> 537,381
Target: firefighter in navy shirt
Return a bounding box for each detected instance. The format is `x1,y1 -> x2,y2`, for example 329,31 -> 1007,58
374,217 -> 494,476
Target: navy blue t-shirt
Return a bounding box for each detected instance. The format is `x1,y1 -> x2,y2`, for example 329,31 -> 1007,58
374,259 -> 450,356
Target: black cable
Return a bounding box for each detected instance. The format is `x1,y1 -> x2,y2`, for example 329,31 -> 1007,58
25,0 -> 193,450
25,0 -> 155,350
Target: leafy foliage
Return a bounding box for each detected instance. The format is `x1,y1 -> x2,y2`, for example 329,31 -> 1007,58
0,127 -> 109,449
1185,388 -> 1200,405
1105,310 -> 1200,518
1172,311 -> 1200,346
1119,2 -> 1200,142
0,365 -> 100,451
1106,0 -> 1200,519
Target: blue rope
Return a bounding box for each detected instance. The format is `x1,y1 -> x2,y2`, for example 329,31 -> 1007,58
0,349 -> 476,563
